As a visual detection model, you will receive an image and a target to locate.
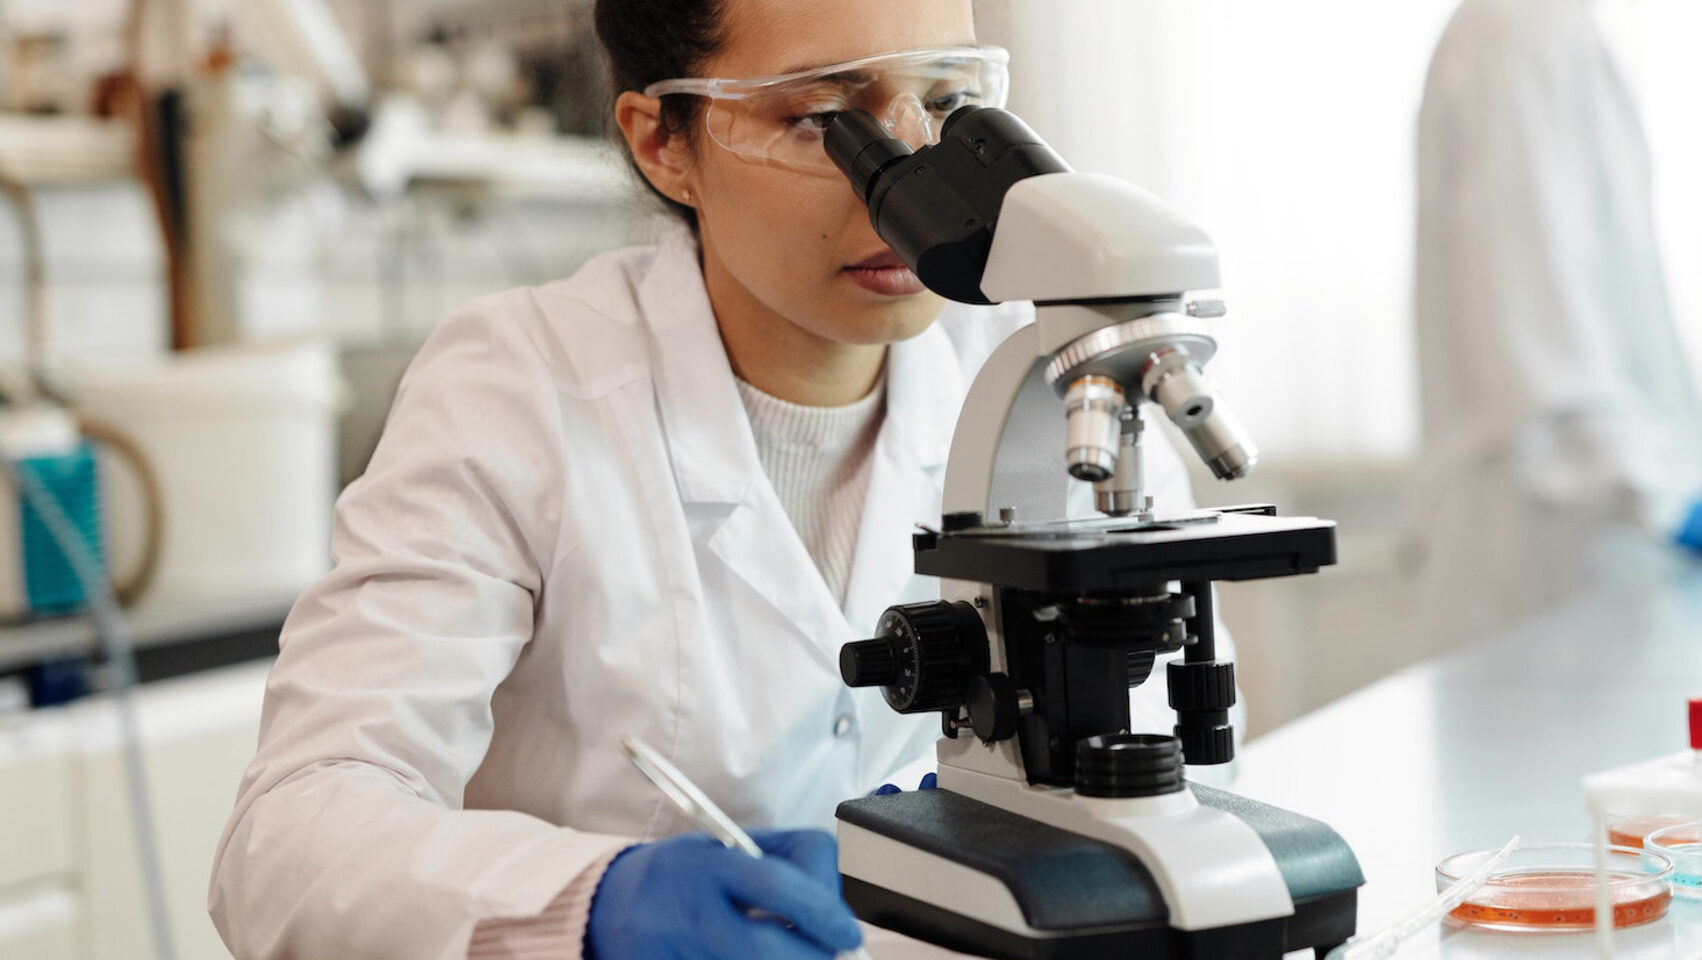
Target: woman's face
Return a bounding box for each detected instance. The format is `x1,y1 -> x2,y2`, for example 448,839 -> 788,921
680,0 -> 979,347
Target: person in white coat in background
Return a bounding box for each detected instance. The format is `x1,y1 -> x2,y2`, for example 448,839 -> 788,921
208,1 -> 1228,958
1411,0 -> 1702,648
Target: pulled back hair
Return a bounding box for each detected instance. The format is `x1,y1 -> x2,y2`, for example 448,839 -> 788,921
593,0 -> 729,228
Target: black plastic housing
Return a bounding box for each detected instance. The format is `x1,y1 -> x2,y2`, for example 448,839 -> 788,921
825,106 -> 1071,304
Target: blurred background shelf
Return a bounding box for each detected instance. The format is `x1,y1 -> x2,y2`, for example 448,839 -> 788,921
0,589 -> 295,680
0,114 -> 135,185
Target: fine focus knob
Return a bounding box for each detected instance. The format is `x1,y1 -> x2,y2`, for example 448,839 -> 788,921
840,600 -> 987,714
1075,734 -> 1185,798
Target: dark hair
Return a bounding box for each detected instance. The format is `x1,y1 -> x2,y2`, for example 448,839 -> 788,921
593,0 -> 728,227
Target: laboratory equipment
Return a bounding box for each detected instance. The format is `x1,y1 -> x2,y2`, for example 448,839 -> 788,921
0,452 -> 176,960
1582,697 -> 1702,955
1604,812 -> 1693,849
826,106 -> 1362,958
618,736 -> 877,960
0,405 -> 160,622
1434,843 -> 1672,932
1643,823 -> 1701,899
63,341 -> 340,605
1323,835 -> 1518,960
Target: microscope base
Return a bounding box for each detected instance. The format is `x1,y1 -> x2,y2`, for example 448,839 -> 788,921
837,785 -> 1360,960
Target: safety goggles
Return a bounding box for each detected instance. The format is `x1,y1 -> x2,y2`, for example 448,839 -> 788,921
643,46 -> 1010,176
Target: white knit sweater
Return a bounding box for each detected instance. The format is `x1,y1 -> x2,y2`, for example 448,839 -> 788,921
735,372 -> 887,609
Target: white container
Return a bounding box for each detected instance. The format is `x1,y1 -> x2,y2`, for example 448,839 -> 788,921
66,341 -> 344,605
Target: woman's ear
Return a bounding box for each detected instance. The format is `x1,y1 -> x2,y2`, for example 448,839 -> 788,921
615,91 -> 696,208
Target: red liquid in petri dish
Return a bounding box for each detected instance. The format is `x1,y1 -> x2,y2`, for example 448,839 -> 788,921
1449,870 -> 1672,930
1607,815 -> 1695,849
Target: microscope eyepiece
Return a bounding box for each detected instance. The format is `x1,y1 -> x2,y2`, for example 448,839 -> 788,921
825,110 -> 913,203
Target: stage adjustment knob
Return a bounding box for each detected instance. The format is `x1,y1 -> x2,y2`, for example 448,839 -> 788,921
1168,660 -> 1237,765
840,601 -> 987,714
1075,734 -> 1184,798
1167,661 -> 1237,711
1174,722 -> 1235,766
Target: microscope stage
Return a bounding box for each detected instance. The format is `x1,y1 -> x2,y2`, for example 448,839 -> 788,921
915,507 -> 1336,592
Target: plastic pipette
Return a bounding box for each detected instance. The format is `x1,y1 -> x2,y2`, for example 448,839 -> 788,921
1322,835 -> 1521,960
619,736 -> 877,960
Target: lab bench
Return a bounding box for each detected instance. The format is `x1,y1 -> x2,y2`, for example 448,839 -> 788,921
1235,567 -> 1702,958
0,589 -> 295,689
0,592 -> 291,960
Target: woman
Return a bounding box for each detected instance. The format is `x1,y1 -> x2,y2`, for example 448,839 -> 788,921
209,1 -> 1211,957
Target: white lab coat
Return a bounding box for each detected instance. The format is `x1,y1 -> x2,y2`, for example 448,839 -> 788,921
1411,0 -> 1702,645
208,226 -> 1214,960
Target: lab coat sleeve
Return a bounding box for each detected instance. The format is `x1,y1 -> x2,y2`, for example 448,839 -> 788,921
1420,13 -> 1702,533
209,296 -> 631,960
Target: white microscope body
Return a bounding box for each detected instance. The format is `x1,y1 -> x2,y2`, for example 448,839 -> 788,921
828,108 -> 1361,958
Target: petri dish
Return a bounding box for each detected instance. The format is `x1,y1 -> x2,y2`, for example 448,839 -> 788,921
1644,822 -> 1701,900
1435,842 -> 1674,933
1605,813 -> 1694,849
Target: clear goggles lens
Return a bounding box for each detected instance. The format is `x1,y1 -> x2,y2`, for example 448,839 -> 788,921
653,48 -> 1009,175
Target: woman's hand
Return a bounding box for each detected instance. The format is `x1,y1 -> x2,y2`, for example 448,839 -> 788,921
1676,497 -> 1702,555
871,772 -> 937,796
585,829 -> 864,960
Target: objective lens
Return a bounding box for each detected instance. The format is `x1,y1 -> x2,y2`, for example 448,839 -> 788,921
1143,355 -> 1258,481
1063,376 -> 1126,483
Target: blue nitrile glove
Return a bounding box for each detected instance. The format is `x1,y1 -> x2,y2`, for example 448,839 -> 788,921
585,829 -> 863,960
871,772 -> 937,796
1676,497 -> 1702,555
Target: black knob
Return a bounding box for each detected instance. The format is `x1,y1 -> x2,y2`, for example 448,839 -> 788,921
1075,734 -> 1185,798
1168,660 -> 1236,765
841,639 -> 900,688
1174,721 -> 1235,766
1167,661 -> 1237,712
967,673 -> 1024,743
840,601 -> 987,714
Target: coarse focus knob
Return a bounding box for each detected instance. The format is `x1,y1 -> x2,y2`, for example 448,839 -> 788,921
840,601 -> 988,715
1075,734 -> 1184,798
1167,661 -> 1238,712
840,639 -> 900,688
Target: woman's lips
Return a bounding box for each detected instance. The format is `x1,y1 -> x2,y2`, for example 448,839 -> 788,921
842,251 -> 926,296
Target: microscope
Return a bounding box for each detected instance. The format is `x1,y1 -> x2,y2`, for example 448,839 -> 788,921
825,107 -> 1363,959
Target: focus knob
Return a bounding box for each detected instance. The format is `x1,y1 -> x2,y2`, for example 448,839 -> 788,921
1167,661 -> 1237,712
840,600 -> 987,714
840,639 -> 900,688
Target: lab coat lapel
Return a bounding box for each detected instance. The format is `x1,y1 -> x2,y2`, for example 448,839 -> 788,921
841,324 -> 964,638
640,228 -> 845,667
